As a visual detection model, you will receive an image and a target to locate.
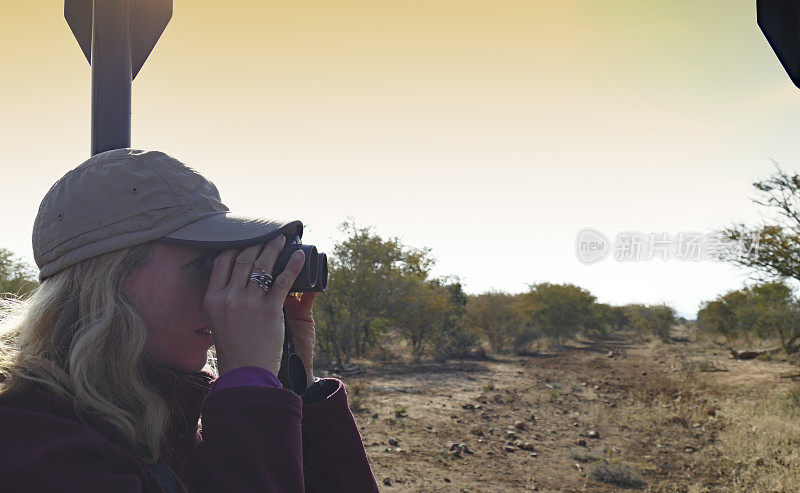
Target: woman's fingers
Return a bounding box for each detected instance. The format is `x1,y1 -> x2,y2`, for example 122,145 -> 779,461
270,249 -> 306,299
299,291 -> 318,310
247,234 -> 287,295
284,291 -> 318,316
283,293 -> 311,321
207,248 -> 238,292
201,233 -> 305,376
229,243 -> 267,290
207,234 -> 300,299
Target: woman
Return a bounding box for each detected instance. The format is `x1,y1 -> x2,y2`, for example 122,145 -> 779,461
0,149 -> 379,492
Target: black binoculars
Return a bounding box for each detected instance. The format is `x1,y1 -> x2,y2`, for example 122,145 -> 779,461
199,236 -> 328,293
274,240 -> 328,293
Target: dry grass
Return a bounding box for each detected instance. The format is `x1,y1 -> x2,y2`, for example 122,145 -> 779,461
712,388 -> 800,491
645,336 -> 665,352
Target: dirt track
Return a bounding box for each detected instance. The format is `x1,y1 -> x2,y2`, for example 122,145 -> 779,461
333,329 -> 800,492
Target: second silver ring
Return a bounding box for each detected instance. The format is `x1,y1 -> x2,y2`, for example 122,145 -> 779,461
249,269 -> 274,294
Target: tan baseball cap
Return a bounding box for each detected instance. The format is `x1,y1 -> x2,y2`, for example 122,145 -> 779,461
33,149 -> 302,281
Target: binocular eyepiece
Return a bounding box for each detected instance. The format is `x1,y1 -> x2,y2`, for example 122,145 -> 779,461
199,236 -> 328,292
275,243 -> 328,293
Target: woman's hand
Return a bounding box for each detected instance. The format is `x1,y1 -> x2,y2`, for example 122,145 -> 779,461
203,234 -> 306,376
283,292 -> 318,390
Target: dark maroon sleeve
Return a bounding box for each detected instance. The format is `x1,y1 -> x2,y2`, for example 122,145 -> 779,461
210,366 -> 282,392
301,379 -> 380,492
183,385 -> 306,492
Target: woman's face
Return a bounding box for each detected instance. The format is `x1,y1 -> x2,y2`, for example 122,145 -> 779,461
122,243 -> 216,372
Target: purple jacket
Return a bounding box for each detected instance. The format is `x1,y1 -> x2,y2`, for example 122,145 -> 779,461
0,367 -> 379,492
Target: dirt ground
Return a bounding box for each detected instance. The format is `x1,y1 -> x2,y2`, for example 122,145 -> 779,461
328,328 -> 800,492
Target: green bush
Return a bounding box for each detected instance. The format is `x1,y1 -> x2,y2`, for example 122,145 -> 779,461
698,281 -> 800,352
625,304 -> 675,341
0,248 -> 38,298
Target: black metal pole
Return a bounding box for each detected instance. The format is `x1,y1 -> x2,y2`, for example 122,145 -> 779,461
91,0 -> 132,155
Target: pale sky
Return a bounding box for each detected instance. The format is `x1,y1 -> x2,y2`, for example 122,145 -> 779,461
3,1 -> 800,317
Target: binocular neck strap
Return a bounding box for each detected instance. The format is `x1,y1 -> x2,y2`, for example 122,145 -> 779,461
278,308 -> 308,396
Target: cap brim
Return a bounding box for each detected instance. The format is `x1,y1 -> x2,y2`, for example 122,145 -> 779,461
157,212 -> 303,249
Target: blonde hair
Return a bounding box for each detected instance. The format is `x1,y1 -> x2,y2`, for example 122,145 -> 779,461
0,242 -> 214,464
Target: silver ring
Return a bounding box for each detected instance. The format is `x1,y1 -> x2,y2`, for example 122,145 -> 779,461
249,270 -> 274,294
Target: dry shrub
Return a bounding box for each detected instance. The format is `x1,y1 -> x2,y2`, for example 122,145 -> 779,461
788,387 -> 800,409
371,345 -> 397,364
347,382 -> 369,413
545,389 -> 564,402
589,461 -> 646,489
570,448 -> 604,462
530,337 -> 555,352
312,349 -> 334,370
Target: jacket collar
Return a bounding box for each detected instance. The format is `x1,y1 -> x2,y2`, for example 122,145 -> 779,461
0,365 -> 215,468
